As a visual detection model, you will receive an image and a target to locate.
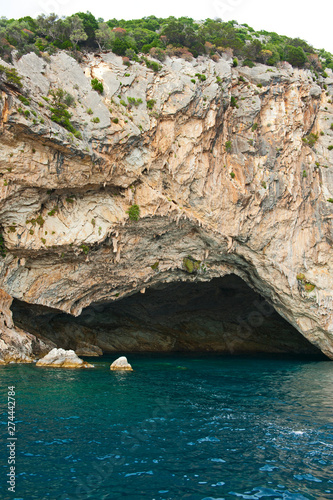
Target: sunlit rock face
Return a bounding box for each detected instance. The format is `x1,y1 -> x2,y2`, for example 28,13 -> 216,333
11,276 -> 324,357
0,51 -> 333,360
36,348 -> 94,368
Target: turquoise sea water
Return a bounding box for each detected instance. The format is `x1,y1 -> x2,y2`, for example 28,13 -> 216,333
0,354 -> 333,500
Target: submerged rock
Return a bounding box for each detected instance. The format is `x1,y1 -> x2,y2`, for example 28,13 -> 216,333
110,356 -> 133,371
36,348 -> 94,368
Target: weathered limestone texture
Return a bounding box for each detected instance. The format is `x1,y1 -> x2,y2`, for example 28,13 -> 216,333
36,347 -> 94,368
0,289 -> 53,364
110,356 -> 133,371
0,52 -> 333,360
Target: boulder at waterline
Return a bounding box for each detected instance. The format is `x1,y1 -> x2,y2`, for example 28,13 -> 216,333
110,356 -> 133,371
36,348 -> 94,368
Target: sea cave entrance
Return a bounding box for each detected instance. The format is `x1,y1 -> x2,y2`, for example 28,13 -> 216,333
11,274 -> 323,357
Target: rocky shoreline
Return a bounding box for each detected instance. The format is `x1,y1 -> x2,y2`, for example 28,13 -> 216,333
0,51 -> 333,361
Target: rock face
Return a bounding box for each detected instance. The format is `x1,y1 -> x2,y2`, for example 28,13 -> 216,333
11,275 -> 323,356
0,289 -> 53,364
0,52 -> 333,359
36,348 -> 94,368
110,356 -> 133,371
75,342 -> 103,357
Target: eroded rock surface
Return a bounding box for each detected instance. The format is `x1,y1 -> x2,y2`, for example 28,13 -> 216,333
0,52 -> 333,359
11,275 -> 324,356
110,356 -> 133,371
36,347 -> 93,368
0,289 -> 53,364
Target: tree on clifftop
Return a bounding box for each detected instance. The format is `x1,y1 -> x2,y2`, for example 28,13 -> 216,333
286,45 -> 307,67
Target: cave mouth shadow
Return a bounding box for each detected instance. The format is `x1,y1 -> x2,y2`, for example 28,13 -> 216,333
11,274 -> 326,358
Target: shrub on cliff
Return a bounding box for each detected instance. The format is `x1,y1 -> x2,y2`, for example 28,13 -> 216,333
0,64 -> 23,89
126,204 -> 140,221
302,133 -> 318,147
91,78 -> 104,94
49,88 -> 81,137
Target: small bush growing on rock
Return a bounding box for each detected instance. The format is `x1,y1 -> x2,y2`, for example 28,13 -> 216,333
146,99 -> 156,110
80,244 -> 90,254
48,206 -> 58,216
126,204 -> 140,221
225,140 -> 232,152
195,73 -> 206,82
26,215 -> 45,227
251,122 -> 258,131
127,97 -> 143,106
230,96 -> 238,108
232,58 -> 238,67
91,117 -> 100,123
302,133 -> 318,147
230,171 -> 235,178
328,145 -> 333,150
144,59 -> 161,72
261,181 -> 267,189
91,78 -> 104,94
49,88 -> 81,136
191,79 -> 196,84
302,170 -> 307,177
64,93 -> 75,107
86,108 -> 93,115
297,273 -> 316,292
183,256 -> 201,274
18,95 -> 30,106
327,198 -> 333,203
243,59 -> 255,68
112,118 -> 119,124
0,65 -> 22,88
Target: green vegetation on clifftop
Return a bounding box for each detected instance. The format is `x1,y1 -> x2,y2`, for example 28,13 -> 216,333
0,14 -> 332,73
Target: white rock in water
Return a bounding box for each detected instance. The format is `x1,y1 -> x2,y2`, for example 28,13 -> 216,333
110,356 -> 133,371
36,348 -> 94,368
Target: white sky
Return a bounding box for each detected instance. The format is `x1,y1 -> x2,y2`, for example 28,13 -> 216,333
2,0 -> 333,54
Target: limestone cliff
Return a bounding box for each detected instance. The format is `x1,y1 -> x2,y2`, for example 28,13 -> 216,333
0,51 -> 333,361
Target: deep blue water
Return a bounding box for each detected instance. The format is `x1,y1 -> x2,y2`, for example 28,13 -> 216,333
0,354 -> 333,500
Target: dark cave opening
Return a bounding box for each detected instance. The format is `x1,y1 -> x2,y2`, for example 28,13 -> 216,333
11,274 -> 324,357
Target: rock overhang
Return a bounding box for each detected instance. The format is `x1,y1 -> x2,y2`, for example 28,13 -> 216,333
0,50 -> 332,360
